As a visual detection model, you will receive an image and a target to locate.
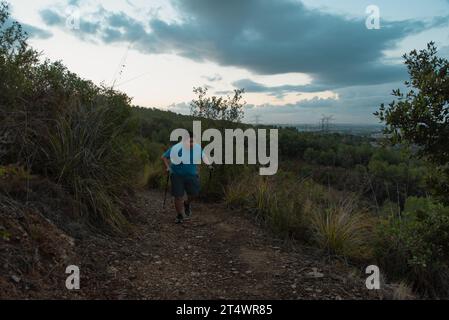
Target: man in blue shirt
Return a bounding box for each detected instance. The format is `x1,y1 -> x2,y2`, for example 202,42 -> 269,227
161,130 -> 212,224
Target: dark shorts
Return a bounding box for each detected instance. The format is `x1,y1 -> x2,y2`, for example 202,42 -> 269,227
170,174 -> 201,198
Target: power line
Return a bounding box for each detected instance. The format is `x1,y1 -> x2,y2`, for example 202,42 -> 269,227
319,114 -> 334,132
115,70 -> 152,87
111,43 -> 133,89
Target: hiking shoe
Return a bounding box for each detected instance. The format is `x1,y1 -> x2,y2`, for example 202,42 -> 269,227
184,201 -> 192,219
175,214 -> 184,224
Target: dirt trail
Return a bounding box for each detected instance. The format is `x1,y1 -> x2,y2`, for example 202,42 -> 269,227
71,190 -> 385,300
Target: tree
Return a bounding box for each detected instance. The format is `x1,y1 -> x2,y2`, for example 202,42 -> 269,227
190,86 -> 245,123
375,42 -> 449,166
0,1 -> 39,109
375,42 -> 449,199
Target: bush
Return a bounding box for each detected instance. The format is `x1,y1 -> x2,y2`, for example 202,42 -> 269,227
376,196 -> 449,297
1,5 -> 144,231
146,162 -> 166,189
43,103 -> 142,230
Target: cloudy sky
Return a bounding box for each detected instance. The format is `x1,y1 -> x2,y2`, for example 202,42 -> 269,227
8,0 -> 449,124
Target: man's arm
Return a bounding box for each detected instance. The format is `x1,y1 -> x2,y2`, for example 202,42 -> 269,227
161,156 -> 170,169
161,152 -> 171,172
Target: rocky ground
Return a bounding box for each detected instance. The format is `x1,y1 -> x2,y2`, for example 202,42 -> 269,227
1,187 -> 396,299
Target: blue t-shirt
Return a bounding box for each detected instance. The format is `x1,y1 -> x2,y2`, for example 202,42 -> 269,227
163,143 -> 204,176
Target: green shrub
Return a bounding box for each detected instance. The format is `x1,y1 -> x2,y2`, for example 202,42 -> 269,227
376,197 -> 449,297
0,4 -> 146,231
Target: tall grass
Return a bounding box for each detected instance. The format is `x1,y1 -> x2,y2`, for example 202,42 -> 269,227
43,103 -> 141,230
223,177 -> 249,209
224,171 -> 374,258
225,173 -> 307,238
307,199 -> 374,260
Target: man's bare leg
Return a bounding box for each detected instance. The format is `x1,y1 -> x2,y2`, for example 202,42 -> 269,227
174,197 -> 185,215
174,197 -> 185,223
184,195 -> 196,218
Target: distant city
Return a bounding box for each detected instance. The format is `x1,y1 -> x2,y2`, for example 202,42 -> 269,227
275,123 -> 385,136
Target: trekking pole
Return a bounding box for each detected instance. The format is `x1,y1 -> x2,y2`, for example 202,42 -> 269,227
208,165 -> 214,185
163,171 -> 170,209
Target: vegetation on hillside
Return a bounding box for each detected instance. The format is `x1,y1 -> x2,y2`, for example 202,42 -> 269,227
0,2 -> 146,231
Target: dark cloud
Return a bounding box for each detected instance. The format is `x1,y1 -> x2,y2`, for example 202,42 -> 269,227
149,0 -> 448,88
40,9 -> 64,25
233,78 -> 334,98
3,16 -> 52,39
38,0 -> 449,91
22,22 -> 52,39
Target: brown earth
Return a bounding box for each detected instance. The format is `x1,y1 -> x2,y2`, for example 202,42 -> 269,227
1,187 -> 395,300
